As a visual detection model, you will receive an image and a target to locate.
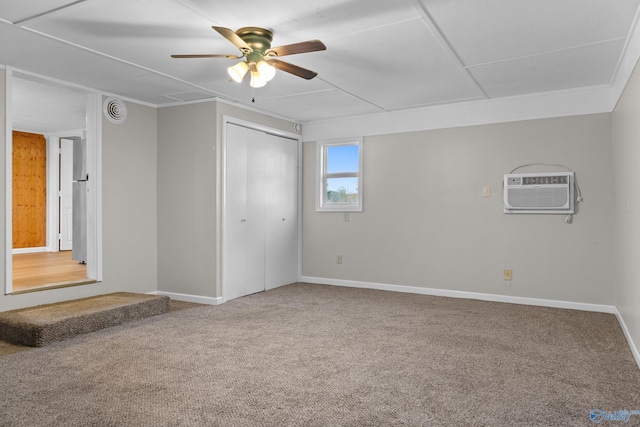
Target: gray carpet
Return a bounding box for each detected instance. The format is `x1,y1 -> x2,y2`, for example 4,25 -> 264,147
0,293 -> 170,347
0,283 -> 638,426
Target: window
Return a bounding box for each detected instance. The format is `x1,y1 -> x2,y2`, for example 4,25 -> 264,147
316,138 -> 363,212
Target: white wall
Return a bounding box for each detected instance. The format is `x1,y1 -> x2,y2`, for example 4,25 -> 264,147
612,61 -> 640,364
0,80 -> 159,310
303,114 -> 615,307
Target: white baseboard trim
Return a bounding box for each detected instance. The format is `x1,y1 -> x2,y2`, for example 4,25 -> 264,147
12,247 -> 48,255
301,276 -> 616,314
615,307 -> 640,370
151,291 -> 224,306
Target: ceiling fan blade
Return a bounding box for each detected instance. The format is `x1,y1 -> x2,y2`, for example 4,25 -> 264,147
212,26 -> 253,54
267,59 -> 318,80
171,54 -> 240,59
266,40 -> 326,57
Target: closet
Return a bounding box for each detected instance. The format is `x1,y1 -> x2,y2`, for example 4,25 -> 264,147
223,122 -> 299,301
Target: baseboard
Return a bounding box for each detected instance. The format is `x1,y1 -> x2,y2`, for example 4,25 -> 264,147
301,276 -> 616,314
150,291 -> 224,306
12,247 -> 48,255
615,307 -> 640,370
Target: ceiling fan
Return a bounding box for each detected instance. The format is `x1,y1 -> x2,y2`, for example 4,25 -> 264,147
172,26 -> 326,88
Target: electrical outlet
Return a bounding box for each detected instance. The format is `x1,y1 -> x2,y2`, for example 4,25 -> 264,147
337,255 -> 343,264
503,269 -> 512,281
343,212 -> 349,222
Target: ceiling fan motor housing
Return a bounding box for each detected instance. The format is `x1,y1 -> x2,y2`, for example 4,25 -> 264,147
236,27 -> 274,61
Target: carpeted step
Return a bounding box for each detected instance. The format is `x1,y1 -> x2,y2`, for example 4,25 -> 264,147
0,292 -> 170,347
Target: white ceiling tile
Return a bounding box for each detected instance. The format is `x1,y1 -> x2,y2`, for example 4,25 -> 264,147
299,18 -> 484,110
97,73 -> 220,105
254,89 -> 383,123
22,0 -> 224,64
469,39 -> 625,98
162,90 -> 218,102
179,0 -> 420,42
423,0 -> 640,65
0,23 -> 206,104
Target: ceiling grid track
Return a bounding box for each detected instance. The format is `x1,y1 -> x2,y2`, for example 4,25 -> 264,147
316,77 -> 387,113
408,0 -> 489,100
466,37 -> 629,70
13,0 -> 91,25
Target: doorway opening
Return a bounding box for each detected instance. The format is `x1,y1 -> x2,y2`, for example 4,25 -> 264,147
6,69 -> 102,294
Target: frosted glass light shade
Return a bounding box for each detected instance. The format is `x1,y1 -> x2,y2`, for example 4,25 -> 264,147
256,61 -> 276,82
250,70 -> 267,88
228,61 -> 249,82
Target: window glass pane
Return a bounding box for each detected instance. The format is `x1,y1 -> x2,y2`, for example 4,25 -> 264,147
327,145 -> 359,173
326,177 -> 358,204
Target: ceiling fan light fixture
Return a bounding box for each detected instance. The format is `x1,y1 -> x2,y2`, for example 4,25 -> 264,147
173,26 -> 325,88
228,61 -> 249,82
250,69 -> 268,88
256,60 -> 276,82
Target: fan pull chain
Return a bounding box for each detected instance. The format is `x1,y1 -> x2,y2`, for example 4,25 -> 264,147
252,86 -> 256,103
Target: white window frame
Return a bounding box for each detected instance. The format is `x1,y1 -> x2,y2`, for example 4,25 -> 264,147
316,137 -> 363,212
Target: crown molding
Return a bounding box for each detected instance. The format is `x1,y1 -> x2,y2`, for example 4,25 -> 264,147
302,85 -> 615,142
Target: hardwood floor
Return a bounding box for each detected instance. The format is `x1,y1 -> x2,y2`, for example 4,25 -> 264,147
12,251 -> 88,293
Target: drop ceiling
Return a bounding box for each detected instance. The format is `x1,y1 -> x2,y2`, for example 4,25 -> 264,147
1,0 -> 639,126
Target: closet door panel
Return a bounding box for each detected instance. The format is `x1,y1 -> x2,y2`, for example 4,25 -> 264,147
224,124 -> 249,300
265,135 -> 299,289
245,132 -> 267,295
224,123 -> 299,300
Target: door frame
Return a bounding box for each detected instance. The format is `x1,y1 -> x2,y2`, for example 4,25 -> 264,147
4,68 -> 103,295
219,116 -> 302,302
48,131 -> 84,253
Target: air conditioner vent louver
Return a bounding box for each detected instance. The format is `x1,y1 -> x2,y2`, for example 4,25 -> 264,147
103,97 -> 127,124
507,187 -> 569,209
503,172 -> 574,214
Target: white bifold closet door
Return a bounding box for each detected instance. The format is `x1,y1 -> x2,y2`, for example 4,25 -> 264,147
224,123 -> 298,301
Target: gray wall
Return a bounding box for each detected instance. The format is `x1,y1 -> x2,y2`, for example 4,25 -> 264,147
157,102 -> 218,298
303,114 -> 615,305
101,99 -> 158,292
0,77 -> 159,310
157,100 -> 298,298
612,61 -> 640,359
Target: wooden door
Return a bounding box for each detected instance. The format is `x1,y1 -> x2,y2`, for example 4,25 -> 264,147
12,131 -> 47,249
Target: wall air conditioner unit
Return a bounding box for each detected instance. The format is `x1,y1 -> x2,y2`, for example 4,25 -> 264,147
503,172 -> 574,214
